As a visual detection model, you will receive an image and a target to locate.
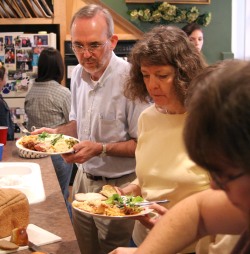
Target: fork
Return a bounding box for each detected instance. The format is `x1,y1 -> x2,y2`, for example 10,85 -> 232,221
134,199 -> 169,206
17,123 -> 36,135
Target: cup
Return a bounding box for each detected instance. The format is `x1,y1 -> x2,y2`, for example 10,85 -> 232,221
0,126 -> 8,145
0,143 -> 3,161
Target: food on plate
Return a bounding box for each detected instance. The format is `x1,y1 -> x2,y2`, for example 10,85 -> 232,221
31,252 -> 47,254
105,194 -> 144,216
75,192 -> 107,202
74,199 -> 107,214
18,132 -> 78,153
0,189 -> 29,238
10,227 -> 29,246
0,239 -> 19,250
99,184 -> 118,198
73,185 -> 145,217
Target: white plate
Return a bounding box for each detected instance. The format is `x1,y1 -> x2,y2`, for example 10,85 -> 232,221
16,134 -> 79,155
72,201 -> 154,220
0,162 -> 45,204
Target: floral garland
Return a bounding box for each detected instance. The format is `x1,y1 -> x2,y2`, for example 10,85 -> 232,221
129,2 -> 212,26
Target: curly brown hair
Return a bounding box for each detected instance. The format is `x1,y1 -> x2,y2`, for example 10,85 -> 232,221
124,25 -> 207,104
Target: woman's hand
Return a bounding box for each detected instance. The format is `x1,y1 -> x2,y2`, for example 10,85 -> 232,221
109,247 -> 137,254
136,203 -> 168,229
118,184 -> 141,196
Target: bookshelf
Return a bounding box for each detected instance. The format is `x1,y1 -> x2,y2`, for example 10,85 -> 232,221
0,0 -> 67,69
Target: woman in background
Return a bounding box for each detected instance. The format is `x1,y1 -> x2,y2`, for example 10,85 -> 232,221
0,61 -> 14,140
182,23 -> 204,52
25,48 -> 73,219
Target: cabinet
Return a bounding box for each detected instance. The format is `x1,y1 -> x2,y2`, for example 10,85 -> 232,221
0,0 -> 66,63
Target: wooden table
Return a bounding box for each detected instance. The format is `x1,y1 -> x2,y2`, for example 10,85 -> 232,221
1,141 -> 80,254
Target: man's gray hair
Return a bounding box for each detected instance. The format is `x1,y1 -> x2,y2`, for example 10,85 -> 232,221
70,4 -> 114,38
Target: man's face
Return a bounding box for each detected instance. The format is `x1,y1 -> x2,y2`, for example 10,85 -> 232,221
71,15 -> 117,80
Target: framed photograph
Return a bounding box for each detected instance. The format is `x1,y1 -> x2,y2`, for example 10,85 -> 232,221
33,35 -> 49,46
125,0 -> 210,4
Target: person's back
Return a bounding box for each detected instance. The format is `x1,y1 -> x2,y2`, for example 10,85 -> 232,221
25,48 -> 73,219
25,80 -> 70,129
0,62 -> 14,140
25,47 -> 71,129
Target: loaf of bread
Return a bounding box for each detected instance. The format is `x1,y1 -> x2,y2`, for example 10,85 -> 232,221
0,188 -> 29,238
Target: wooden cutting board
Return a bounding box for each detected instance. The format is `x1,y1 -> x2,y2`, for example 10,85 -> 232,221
0,224 -> 62,253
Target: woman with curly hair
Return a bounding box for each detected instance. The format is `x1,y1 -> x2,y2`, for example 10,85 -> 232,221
116,25 -> 210,253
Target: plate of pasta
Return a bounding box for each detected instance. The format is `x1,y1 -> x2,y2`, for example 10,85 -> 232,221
72,189 -> 154,220
16,132 -> 79,155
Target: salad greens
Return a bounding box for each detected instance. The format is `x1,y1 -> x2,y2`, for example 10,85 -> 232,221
38,132 -> 50,140
105,194 -> 144,208
51,134 -> 63,145
38,132 -> 64,145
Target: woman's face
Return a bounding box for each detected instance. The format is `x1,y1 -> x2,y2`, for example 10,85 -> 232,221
210,165 -> 250,215
141,65 -> 184,113
189,29 -> 204,52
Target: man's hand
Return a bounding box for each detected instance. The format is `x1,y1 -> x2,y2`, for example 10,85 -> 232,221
31,121 -> 77,137
31,127 -> 57,135
62,140 -> 102,164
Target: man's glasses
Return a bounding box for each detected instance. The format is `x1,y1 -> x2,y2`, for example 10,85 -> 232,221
209,171 -> 246,190
71,40 -> 109,54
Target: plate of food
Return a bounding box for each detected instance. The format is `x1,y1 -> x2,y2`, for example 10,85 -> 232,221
72,185 -> 154,220
16,132 -> 79,155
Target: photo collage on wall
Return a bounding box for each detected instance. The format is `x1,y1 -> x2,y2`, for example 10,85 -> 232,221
0,32 -> 56,97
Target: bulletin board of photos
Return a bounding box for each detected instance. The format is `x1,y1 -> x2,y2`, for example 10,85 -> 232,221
0,32 -> 56,97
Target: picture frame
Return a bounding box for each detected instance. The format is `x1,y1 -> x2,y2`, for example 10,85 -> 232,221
125,0 -> 210,4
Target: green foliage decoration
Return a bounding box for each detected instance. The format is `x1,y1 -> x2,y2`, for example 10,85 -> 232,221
129,2 -> 212,26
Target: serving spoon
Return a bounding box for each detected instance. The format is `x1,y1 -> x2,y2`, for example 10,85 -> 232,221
135,199 -> 169,206
17,123 -> 36,135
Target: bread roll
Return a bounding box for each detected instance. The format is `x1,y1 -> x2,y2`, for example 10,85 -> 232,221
99,185 -> 117,198
0,189 -> 29,238
75,192 -> 106,201
0,239 -> 19,250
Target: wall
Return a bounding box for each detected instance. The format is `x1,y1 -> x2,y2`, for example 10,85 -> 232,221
232,0 -> 250,60
101,0 -> 232,64
66,0 -> 142,40
66,0 -> 87,38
